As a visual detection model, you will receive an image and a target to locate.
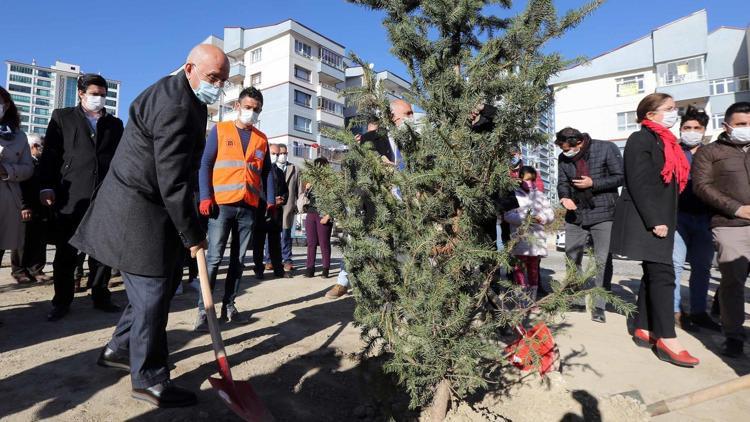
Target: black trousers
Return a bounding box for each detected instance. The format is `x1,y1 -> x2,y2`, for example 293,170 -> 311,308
253,212 -> 283,275
11,217 -> 47,278
52,213 -> 112,308
635,261 -> 676,339
107,256 -> 183,389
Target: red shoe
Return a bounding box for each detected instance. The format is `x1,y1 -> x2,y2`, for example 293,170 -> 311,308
632,329 -> 656,348
655,339 -> 699,367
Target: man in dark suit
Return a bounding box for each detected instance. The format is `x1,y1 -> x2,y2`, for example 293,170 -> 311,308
70,44 -> 228,407
278,143 -> 300,276
39,74 -> 124,320
254,143 -> 289,279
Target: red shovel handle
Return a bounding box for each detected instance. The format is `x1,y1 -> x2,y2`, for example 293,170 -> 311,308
196,248 -> 234,382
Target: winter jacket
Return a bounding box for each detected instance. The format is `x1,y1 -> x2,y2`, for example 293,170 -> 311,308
557,139 -> 623,226
691,132 -> 750,228
0,130 -> 34,249
504,187 -> 554,257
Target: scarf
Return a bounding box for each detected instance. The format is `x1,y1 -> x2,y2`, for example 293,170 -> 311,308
560,135 -> 594,209
640,119 -> 690,193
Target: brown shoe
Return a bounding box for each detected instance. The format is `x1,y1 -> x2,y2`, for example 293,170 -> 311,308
33,273 -> 52,282
264,262 -> 274,271
325,285 -> 348,299
283,263 -> 294,272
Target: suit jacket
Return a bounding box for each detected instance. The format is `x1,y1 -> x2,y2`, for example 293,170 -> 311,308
281,162 -> 300,229
39,105 -> 123,217
610,127 -> 678,265
258,164 -> 289,227
360,129 -> 394,162
70,71 -> 207,276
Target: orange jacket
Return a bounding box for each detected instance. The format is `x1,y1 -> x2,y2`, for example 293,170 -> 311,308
212,121 -> 268,208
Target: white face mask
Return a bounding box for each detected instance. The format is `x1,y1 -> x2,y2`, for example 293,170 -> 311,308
562,148 -> 578,158
277,153 -> 288,165
727,125 -> 750,145
680,131 -> 703,147
238,109 -> 259,126
270,153 -> 278,163
84,95 -> 105,112
660,110 -> 679,128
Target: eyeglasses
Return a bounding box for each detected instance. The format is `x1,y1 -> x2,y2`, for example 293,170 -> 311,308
190,63 -> 227,87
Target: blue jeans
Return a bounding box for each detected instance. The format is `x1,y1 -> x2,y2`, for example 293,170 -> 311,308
281,227 -> 293,264
197,204 -> 256,313
672,212 -> 713,314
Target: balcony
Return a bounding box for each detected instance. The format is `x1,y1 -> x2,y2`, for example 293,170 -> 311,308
317,60 -> 345,83
293,142 -> 319,160
317,83 -> 343,101
656,80 -> 709,101
228,63 -> 245,83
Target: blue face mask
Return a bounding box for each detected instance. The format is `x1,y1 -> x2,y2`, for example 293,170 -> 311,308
193,79 -> 221,105
510,156 -> 522,167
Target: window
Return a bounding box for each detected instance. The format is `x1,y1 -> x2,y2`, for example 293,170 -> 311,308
319,47 -> 344,71
20,115 -> 30,122
34,98 -> 50,106
10,64 -> 33,74
20,125 -> 29,132
34,107 -> 50,116
294,90 -> 312,107
712,113 -> 725,130
617,111 -> 638,131
17,105 -> 30,113
657,56 -> 705,86
63,76 -> 79,108
35,88 -> 51,97
10,74 -> 32,84
710,76 -> 750,96
8,84 -> 32,94
106,99 -> 117,107
107,81 -> 118,90
293,115 -> 312,133
106,107 -> 117,116
32,126 -> 46,134
36,69 -> 52,78
250,48 -> 262,64
294,40 -> 312,58
107,90 -> 118,99
10,94 -> 30,103
616,74 -> 644,97
250,72 -> 261,87
294,66 -> 311,82
33,117 -> 49,125
36,79 -> 52,87
318,97 -> 344,116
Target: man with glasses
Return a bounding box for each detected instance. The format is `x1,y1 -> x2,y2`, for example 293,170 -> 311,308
71,44 -> 228,408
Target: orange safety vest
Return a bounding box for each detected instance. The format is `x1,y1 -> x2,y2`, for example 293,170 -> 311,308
212,121 -> 268,208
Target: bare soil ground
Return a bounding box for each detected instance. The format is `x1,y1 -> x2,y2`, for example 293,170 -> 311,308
1,247 -> 748,421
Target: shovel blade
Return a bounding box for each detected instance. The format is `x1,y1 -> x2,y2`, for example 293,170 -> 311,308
209,377 -> 274,422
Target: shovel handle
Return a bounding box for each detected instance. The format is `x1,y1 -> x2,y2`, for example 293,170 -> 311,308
647,373 -> 750,416
196,248 -> 233,382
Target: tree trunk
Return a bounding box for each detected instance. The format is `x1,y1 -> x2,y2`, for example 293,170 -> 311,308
428,379 -> 451,421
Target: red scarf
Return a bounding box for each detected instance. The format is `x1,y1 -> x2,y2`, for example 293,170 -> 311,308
640,119 -> 689,193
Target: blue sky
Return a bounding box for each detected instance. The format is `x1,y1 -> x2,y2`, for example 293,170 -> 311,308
3,0 -> 748,121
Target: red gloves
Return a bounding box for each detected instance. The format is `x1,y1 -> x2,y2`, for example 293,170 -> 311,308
199,198 -> 215,216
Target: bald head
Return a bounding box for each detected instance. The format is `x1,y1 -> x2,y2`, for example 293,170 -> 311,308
390,99 -> 414,127
184,44 -> 230,91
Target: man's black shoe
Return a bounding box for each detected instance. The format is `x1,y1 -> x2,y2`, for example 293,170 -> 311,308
47,306 -> 69,321
274,270 -> 285,278
722,339 -> 744,358
591,308 -> 606,323
94,302 -> 122,313
691,312 -> 721,332
254,271 -> 264,280
132,380 -> 197,408
97,346 -> 130,371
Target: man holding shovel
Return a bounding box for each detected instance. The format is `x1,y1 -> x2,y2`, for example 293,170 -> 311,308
70,44 -> 229,407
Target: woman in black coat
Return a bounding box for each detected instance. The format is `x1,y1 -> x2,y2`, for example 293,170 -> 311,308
610,93 -> 699,367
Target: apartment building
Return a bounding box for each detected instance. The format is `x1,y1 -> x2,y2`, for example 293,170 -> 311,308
550,10 -> 750,153
5,60 -> 121,135
521,107 -> 558,202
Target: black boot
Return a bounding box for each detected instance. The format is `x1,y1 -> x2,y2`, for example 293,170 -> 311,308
304,267 -> 315,278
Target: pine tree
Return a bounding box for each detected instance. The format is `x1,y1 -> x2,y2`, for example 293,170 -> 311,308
304,0 -> 628,419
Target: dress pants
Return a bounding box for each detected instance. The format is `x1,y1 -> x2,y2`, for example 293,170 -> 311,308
52,212 -> 112,308
635,261 -> 676,339
107,258 -> 183,389
281,227 -> 293,264
565,221 -> 614,310
305,211 -> 332,270
713,226 -> 750,341
254,210 -> 283,274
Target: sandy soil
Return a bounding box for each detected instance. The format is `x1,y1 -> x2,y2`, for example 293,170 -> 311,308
1,247 -> 748,421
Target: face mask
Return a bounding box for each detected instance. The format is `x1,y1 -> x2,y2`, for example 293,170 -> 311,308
680,131 -> 703,147
84,95 -> 105,112
521,180 -> 534,192
277,153 -> 288,165
193,79 -> 221,105
728,125 -> 750,145
510,156 -> 521,167
660,110 -> 679,128
270,153 -> 278,163
238,109 -> 259,125
562,149 -> 578,158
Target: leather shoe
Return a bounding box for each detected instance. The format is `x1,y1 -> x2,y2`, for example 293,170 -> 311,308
304,267 -> 315,278
33,272 -> 53,282
722,338 -> 744,358
632,329 -> 656,348
132,380 -> 197,408
94,302 -> 121,313
47,306 -> 69,321
690,312 -> 721,332
97,346 -> 130,371
655,339 -> 699,367
591,308 -> 606,323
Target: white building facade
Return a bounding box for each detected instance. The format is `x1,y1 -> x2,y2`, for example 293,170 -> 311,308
550,10 -> 750,156
5,60 -> 121,135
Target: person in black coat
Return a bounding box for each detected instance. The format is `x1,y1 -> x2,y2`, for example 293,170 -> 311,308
610,93 -> 699,368
39,74 -> 124,319
70,44 -> 229,407
556,127 -> 623,322
253,143 -> 289,278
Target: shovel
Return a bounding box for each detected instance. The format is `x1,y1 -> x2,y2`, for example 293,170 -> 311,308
196,249 -> 274,422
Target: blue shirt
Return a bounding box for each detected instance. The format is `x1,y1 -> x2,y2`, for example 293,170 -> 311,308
198,124 -> 274,205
